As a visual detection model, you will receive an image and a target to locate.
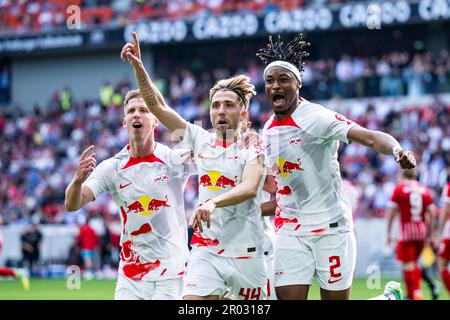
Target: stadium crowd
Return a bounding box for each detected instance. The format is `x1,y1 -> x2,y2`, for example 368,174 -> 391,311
1,0 -> 353,34
0,48 -> 449,227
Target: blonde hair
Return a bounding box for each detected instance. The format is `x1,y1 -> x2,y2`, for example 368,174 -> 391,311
209,75 -> 256,111
123,89 -> 142,106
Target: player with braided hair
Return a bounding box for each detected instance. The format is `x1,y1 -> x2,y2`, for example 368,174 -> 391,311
257,34 -> 416,300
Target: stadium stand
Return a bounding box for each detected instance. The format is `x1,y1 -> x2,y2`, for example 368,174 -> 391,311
1,47 -> 449,224
0,0 -> 357,34
0,0 -> 449,290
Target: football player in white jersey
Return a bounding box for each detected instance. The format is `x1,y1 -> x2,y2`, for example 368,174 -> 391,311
257,34 -> 416,300
65,89 -> 195,300
122,32 -> 269,300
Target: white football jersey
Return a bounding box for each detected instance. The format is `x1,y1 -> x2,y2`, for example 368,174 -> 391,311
442,182 -> 450,240
183,122 -> 265,258
261,191 -> 275,255
84,143 -> 194,281
262,98 -> 357,236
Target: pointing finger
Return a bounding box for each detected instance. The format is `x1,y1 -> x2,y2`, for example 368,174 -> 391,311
80,145 -> 94,161
132,32 -> 140,57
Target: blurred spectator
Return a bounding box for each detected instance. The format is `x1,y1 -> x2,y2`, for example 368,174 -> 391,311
20,221 -> 42,276
0,65 -> 10,104
76,216 -> 98,279
0,0 -> 360,34
100,220 -> 112,269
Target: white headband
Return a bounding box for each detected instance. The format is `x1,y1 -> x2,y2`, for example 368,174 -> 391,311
263,61 -> 301,82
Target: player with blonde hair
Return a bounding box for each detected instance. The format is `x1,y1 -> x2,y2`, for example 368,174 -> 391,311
121,32 -> 269,300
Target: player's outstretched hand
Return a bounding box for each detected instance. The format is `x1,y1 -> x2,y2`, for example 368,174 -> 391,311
74,145 -> 96,184
190,200 -> 216,232
121,31 -> 142,69
395,149 -> 416,169
240,121 -> 262,149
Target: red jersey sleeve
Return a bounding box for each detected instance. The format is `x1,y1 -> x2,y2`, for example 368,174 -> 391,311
423,188 -> 434,209
390,185 -> 401,204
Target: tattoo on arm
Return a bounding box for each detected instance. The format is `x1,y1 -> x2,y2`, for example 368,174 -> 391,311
134,66 -> 165,107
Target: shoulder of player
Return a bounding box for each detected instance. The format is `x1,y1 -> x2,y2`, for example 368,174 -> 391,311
301,100 -> 334,116
156,142 -> 194,169
293,100 -> 337,126
187,121 -> 211,137
392,183 -> 404,193
94,155 -> 116,171
262,114 -> 275,131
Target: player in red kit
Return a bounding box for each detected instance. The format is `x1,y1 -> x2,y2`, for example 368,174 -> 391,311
0,216 -> 30,290
438,180 -> 450,295
76,216 -> 99,279
386,168 -> 435,300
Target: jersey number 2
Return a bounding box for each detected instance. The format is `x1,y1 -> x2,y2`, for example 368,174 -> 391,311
329,256 -> 342,278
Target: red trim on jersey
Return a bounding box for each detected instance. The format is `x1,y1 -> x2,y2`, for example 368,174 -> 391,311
120,240 -> 161,280
217,249 -> 225,255
444,182 -> 450,203
160,268 -> 167,276
120,207 -> 127,235
267,115 -> 300,130
311,228 -> 326,234
190,229 -> 220,247
121,153 -> 165,170
236,256 -> 252,259
206,139 -> 235,149
130,223 -> 152,236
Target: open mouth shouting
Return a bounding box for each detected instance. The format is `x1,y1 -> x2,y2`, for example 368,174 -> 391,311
216,119 -> 228,128
272,92 -> 286,108
132,121 -> 143,129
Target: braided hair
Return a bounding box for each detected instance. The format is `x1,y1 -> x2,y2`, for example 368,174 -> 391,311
256,34 -> 310,73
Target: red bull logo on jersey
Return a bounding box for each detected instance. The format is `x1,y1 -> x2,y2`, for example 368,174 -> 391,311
199,171 -> 238,191
154,175 -> 170,185
273,157 -> 304,178
289,137 -> 303,149
126,195 -> 170,216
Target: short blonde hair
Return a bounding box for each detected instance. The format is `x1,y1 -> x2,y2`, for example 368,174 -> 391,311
123,89 -> 142,106
209,75 -> 256,111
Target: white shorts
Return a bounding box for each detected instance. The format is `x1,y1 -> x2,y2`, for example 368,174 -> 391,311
274,232 -> 356,291
182,248 -> 268,300
264,252 -> 277,300
114,274 -> 183,300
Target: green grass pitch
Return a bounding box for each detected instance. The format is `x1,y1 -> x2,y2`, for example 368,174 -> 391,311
0,278 -> 448,300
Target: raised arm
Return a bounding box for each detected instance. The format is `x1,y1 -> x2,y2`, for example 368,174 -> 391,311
121,32 -> 186,136
347,126 -> 416,169
261,200 -> 277,216
425,204 -> 436,245
65,146 -> 96,211
190,155 -> 265,232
